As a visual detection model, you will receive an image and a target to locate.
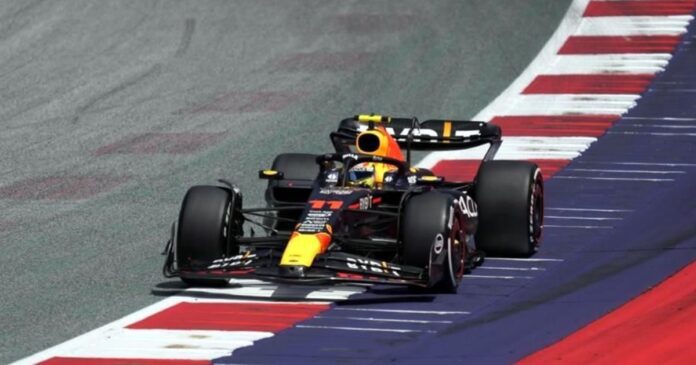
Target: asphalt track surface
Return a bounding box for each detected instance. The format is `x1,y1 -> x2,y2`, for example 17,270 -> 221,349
0,1 -> 573,362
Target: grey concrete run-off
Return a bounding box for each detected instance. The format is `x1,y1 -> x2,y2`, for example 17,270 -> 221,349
0,1 -> 571,362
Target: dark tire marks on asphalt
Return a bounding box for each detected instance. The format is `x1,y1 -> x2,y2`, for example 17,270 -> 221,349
175,18 -> 196,58
0,0 -> 46,42
72,64 -> 163,123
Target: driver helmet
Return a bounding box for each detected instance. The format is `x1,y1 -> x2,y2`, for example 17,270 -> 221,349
347,163 -> 376,188
352,125 -> 404,188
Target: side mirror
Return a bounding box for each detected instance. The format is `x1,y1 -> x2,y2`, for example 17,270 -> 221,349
258,170 -> 284,180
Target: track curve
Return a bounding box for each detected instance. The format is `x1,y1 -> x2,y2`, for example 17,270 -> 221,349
0,1 -> 572,363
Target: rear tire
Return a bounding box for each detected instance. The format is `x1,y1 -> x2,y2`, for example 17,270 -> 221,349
401,191 -> 467,293
474,161 -> 543,257
269,153 -> 320,181
177,185 -> 242,286
264,153 -> 319,232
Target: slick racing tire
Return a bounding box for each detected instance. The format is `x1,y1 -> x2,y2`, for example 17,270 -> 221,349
264,153 -> 319,232
270,153 -> 320,181
474,161 -> 543,257
401,191 -> 468,293
177,185 -> 242,286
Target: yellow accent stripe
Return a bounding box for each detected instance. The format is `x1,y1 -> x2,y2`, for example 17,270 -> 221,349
357,114 -> 390,123
443,121 -> 452,143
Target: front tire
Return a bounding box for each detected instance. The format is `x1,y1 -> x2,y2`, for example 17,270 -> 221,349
474,161 -> 543,257
177,185 -> 242,286
401,191 -> 468,293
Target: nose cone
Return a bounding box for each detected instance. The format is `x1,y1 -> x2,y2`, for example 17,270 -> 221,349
278,265 -> 307,278
280,232 -> 331,267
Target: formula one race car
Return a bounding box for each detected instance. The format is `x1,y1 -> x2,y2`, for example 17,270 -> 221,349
162,115 -> 543,293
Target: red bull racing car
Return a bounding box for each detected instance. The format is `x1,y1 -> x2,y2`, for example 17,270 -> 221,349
162,115 -> 544,293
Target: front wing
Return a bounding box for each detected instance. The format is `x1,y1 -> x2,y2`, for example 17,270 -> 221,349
179,250 -> 431,288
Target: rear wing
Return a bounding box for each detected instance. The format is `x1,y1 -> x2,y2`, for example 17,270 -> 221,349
332,114 -> 502,162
